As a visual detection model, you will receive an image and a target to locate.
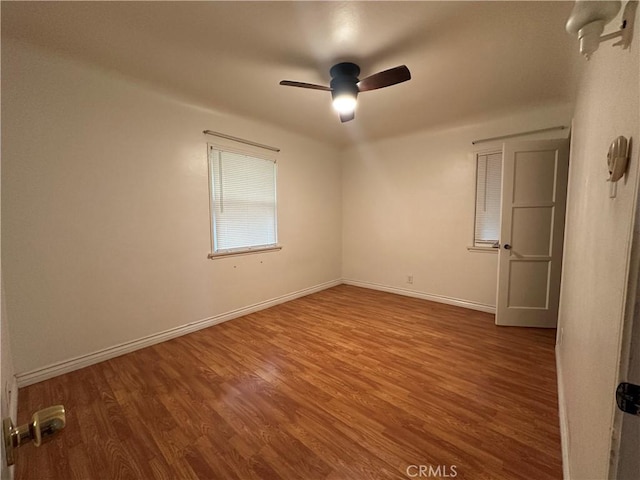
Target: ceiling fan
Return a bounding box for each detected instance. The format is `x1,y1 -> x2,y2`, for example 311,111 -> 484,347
279,62 -> 411,123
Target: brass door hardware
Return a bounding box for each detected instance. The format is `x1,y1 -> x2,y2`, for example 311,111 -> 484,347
2,405 -> 66,466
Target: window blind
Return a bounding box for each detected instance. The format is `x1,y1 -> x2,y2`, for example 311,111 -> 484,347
474,152 -> 502,245
209,148 -> 277,253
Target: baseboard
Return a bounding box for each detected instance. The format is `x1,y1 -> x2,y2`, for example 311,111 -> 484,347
342,279 -> 496,314
16,278 -> 492,387
556,347 -> 571,480
16,279 -> 341,387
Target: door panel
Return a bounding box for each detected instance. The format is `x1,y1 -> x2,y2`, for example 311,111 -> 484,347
496,139 -> 570,327
511,207 -> 554,255
507,260 -> 550,308
512,150 -> 558,203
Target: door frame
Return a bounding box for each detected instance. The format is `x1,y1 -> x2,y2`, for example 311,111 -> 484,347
610,189 -> 640,479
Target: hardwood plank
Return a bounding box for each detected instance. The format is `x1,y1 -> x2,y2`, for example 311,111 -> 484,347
15,285 -> 562,479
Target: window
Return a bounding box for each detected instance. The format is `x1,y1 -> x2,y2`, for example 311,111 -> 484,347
208,145 -> 279,257
473,150 -> 502,248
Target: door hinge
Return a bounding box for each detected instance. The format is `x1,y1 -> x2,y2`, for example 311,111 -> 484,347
616,382 -> 640,416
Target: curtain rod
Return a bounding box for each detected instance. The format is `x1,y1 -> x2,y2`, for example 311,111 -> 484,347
471,125 -> 568,145
203,130 -> 280,153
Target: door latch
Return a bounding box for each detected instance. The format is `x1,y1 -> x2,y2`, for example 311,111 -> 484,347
616,382 -> 640,416
2,405 -> 66,466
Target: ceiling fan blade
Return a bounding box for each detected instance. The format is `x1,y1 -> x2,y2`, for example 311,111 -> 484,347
279,80 -> 331,91
357,65 -> 411,92
340,111 -> 355,123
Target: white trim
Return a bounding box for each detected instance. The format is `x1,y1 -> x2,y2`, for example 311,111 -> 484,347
16,278 -> 498,387
203,130 -> 280,154
3,377 -> 19,479
556,348 -> 572,480
467,246 -> 498,254
342,279 -> 496,314
15,279 -> 341,387
207,141 -> 278,163
208,245 -> 282,259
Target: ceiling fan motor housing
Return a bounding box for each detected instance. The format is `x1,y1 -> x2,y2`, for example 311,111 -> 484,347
329,62 -> 360,79
330,62 -> 361,100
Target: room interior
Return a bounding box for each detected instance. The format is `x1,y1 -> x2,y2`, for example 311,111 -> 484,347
1,1 -> 639,479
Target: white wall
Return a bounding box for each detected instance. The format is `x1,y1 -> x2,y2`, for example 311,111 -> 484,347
1,39 -> 342,377
556,4 -> 640,478
342,103 -> 573,310
1,7 -> 18,478
1,4 -> 18,477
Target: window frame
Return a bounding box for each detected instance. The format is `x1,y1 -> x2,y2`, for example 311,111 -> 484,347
469,148 -> 503,253
207,143 -> 281,259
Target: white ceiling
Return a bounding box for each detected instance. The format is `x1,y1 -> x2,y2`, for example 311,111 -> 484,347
2,1 -> 580,147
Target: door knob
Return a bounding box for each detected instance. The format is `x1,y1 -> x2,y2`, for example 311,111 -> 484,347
504,244 -> 512,250
3,405 -> 66,466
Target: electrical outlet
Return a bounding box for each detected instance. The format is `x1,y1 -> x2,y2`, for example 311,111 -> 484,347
407,275 -> 413,284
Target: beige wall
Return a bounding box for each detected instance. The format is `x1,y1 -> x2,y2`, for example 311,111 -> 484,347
341,104 -> 573,310
1,5 -> 18,478
1,40 -> 342,376
557,5 -> 640,478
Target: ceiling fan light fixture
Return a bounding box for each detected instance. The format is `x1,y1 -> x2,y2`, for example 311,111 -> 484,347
332,93 -> 357,114
331,79 -> 359,115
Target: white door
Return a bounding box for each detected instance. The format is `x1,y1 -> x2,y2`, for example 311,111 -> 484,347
496,139 -> 570,327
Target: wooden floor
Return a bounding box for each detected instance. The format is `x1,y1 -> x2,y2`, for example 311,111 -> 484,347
15,285 -> 562,480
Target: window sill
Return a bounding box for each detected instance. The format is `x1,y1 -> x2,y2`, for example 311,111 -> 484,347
208,245 -> 282,259
467,246 -> 498,254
